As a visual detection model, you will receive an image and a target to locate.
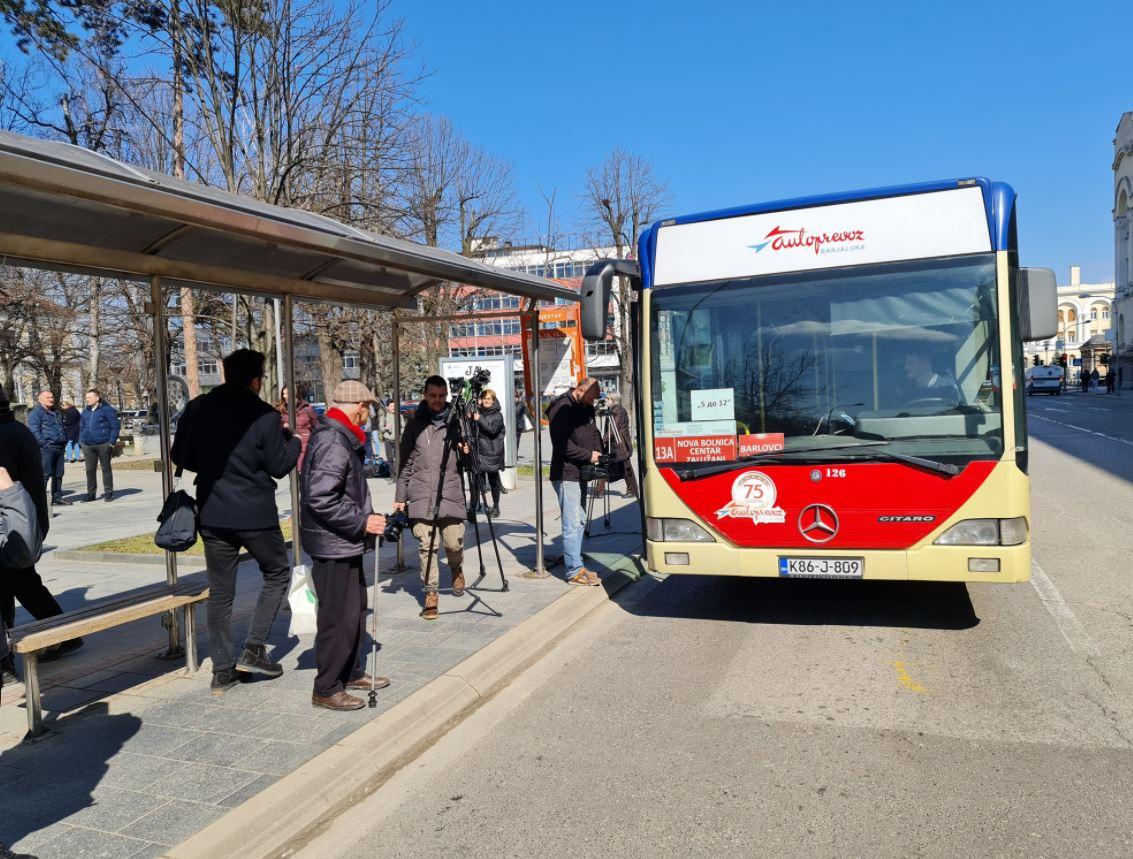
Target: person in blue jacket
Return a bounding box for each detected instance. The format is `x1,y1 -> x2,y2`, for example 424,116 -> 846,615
79,388 -> 121,502
28,389 -> 70,506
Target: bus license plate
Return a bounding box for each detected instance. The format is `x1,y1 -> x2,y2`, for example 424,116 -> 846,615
778,557 -> 863,579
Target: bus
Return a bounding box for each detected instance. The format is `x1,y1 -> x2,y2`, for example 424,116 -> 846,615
581,179 -> 1056,583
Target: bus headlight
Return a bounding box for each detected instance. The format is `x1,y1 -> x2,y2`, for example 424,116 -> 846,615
933,517 -> 1028,546
646,518 -> 716,542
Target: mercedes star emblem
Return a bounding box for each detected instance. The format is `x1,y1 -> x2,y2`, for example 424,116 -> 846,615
798,504 -> 839,543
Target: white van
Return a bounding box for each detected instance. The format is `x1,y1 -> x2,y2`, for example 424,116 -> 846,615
1025,365 -> 1062,395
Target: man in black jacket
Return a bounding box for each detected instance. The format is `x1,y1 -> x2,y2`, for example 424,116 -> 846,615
548,378 -> 603,586
171,349 -> 301,695
301,380 -> 389,711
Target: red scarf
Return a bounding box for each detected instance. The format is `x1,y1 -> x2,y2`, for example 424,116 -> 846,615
326,408 -> 367,444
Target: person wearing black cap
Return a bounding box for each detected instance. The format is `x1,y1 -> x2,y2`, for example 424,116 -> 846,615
0,384 -> 79,663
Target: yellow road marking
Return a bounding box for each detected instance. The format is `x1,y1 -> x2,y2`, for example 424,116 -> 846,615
890,660 -> 927,693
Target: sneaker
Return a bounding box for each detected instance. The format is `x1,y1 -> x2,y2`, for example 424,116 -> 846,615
82,493 -> 97,503
211,667 -> 240,695
489,504 -> 500,518
452,570 -> 466,597
235,644 -> 283,678
420,591 -> 438,620
38,637 -> 83,663
312,691 -> 365,711
53,496 -> 72,506
104,492 -> 114,502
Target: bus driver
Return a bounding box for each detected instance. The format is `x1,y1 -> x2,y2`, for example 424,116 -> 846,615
899,349 -> 961,407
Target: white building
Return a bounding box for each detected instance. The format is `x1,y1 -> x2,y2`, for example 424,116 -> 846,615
1024,266 -> 1114,372
1113,111 -> 1133,384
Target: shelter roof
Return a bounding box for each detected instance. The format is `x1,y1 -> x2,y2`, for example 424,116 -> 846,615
0,131 -> 576,308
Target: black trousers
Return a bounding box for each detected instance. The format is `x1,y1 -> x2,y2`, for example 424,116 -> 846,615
0,565 -> 64,628
480,471 -> 502,507
200,525 -> 291,672
311,555 -> 367,697
82,443 -> 113,497
41,447 -> 64,501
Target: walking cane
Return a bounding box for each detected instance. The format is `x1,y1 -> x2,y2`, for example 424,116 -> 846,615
368,536 -> 382,709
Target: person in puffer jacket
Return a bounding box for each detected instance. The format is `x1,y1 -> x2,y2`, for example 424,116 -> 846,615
300,380 -> 389,712
395,376 -> 469,621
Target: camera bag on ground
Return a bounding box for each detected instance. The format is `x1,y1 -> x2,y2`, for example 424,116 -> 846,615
154,467 -> 198,552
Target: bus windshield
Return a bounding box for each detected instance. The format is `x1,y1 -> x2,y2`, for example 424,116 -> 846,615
650,253 -> 1004,464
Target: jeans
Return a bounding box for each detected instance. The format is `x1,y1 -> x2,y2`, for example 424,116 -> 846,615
41,446 -> 64,500
200,525 -> 291,672
82,442 -> 113,497
553,479 -> 587,578
65,440 -> 81,462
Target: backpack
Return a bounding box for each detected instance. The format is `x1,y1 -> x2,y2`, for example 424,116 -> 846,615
154,469 -> 198,552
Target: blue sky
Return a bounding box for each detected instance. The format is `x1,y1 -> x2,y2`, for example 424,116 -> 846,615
395,0 -> 1128,283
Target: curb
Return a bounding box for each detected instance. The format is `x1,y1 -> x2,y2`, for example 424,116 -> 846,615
165,561 -> 637,859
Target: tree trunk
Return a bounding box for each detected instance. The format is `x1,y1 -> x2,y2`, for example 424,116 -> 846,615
316,323 -> 339,405
87,277 -> 101,388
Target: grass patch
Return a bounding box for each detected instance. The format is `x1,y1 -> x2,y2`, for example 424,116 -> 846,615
78,518 -> 294,556
517,464 -> 550,477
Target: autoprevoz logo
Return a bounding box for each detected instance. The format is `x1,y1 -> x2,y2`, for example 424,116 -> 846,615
749,225 -> 866,257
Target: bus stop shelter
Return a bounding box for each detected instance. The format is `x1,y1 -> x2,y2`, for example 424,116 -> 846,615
0,129 -> 576,727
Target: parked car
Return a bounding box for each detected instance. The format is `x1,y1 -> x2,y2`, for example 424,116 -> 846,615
1025,365 -> 1062,396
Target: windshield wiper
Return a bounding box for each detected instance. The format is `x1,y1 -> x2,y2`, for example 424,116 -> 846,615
673,441 -> 889,481
839,448 -> 961,476
673,440 -> 960,480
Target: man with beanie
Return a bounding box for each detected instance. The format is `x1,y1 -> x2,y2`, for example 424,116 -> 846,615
171,349 -> 301,695
301,380 -> 390,711
395,375 -> 468,621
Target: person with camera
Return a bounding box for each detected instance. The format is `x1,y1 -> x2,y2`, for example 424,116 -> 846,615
171,349 -> 301,695
548,377 -> 603,587
597,391 -> 638,499
300,380 -> 390,711
472,388 -> 505,517
396,375 -> 469,620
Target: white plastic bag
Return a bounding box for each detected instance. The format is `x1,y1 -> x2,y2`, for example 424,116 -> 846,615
287,564 -> 319,636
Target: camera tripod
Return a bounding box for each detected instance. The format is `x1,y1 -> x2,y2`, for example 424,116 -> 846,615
584,407 -> 627,537
420,391 -> 509,596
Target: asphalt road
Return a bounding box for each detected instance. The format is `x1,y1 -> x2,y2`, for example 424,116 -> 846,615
300,395 -> 1133,857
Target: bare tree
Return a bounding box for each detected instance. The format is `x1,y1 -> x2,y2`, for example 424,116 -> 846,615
581,148 -> 670,414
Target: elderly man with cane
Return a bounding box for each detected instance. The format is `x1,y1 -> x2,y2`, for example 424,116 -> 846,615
301,380 -> 390,711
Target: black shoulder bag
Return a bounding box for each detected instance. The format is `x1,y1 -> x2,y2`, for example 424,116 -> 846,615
155,467 -> 198,552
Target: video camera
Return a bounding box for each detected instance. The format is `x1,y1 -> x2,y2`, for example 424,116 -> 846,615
382,508 -> 411,542
593,394 -> 612,417
448,366 -> 491,401
581,452 -> 625,483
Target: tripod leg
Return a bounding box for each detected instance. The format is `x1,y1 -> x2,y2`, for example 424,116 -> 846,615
584,479 -> 595,537
480,486 -> 509,592
604,479 -> 611,527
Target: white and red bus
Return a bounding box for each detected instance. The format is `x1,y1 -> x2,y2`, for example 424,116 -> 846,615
582,179 -> 1056,582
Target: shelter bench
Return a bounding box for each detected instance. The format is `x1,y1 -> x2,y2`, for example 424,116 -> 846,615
8,580 -> 208,739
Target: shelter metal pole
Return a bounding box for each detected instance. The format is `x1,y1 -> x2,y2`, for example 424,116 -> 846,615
531,310 -> 547,577
151,275 -> 184,659
392,319 -> 406,571
283,295 -> 302,566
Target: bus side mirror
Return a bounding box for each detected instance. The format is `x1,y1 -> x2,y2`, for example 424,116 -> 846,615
581,259 -> 641,341
1018,267 -> 1058,341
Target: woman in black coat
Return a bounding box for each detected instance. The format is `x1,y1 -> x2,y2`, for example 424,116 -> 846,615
474,388 -> 505,516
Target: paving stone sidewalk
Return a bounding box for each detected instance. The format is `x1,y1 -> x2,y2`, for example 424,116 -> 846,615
0,479 -> 641,858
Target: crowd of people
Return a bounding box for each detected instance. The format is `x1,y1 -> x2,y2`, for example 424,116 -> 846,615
1,351 -> 637,713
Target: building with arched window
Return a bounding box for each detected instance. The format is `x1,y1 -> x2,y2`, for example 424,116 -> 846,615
1113,111 -> 1133,387
1023,266 -> 1114,374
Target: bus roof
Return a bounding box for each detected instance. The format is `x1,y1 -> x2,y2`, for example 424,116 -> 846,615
639,178 -> 1017,286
